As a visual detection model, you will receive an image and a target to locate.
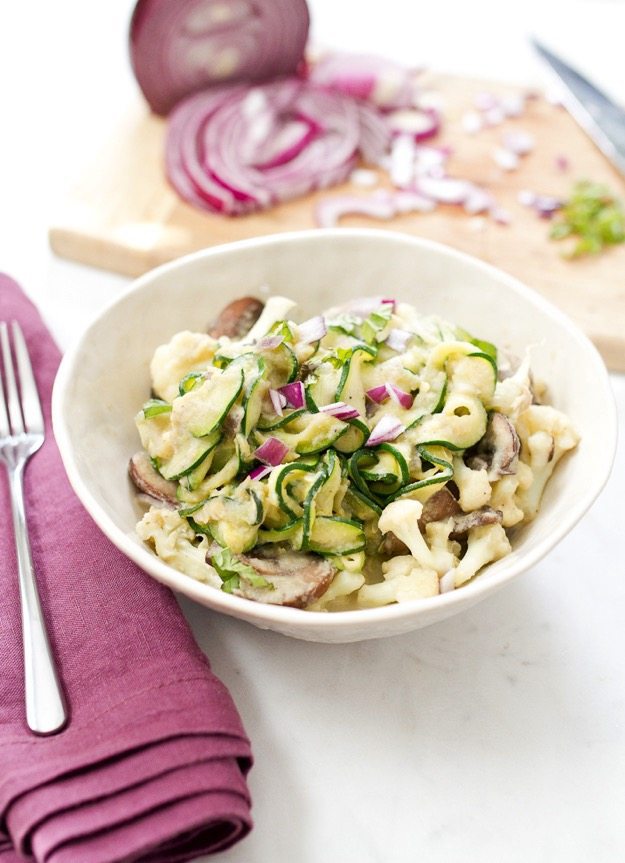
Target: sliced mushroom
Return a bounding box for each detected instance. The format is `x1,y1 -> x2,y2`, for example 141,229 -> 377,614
207,297 -> 265,339
228,546 -> 336,608
380,486 -> 461,556
128,451 -> 178,506
450,506 -> 503,538
466,412 -> 520,479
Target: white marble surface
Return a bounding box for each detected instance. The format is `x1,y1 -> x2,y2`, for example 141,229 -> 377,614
1,1 -> 624,860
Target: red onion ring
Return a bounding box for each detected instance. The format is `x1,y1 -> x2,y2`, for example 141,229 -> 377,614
129,0 -> 310,115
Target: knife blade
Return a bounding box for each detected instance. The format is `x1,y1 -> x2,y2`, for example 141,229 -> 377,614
531,38 -> 625,179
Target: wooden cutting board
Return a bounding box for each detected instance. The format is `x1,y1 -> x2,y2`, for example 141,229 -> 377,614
49,73 -> 625,371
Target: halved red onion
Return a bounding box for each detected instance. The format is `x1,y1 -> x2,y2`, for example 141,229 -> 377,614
319,402 -> 360,421
385,328 -> 413,352
248,464 -> 273,481
385,107 -> 441,142
366,415 -> 405,446
166,79 -> 375,215
269,388 -> 287,416
129,0 -> 310,115
254,436 -> 289,466
308,52 -> 418,109
297,314 -> 327,343
278,381 -> 305,408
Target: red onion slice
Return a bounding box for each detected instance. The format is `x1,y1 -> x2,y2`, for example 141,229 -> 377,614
254,436 -> 289,466
415,176 -> 475,204
315,195 -> 397,229
258,335 -> 284,350
308,52 -> 418,109
129,0 -> 310,115
366,415 -> 405,447
278,381 -> 305,408
319,402 -> 360,421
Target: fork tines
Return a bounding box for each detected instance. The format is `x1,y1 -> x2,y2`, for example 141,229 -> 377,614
0,322 -> 44,440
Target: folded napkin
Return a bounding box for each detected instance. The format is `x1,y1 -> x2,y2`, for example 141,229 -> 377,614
0,275 -> 253,863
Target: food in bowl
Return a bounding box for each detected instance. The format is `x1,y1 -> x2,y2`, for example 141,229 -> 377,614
130,292 -> 579,611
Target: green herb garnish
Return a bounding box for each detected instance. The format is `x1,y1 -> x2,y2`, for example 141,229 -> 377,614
550,180 -> 625,257
211,547 -> 273,593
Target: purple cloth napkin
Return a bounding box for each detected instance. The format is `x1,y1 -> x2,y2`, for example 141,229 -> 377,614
0,275 -> 253,863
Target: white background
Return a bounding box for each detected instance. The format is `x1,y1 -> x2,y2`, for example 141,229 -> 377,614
1,2 -> 624,861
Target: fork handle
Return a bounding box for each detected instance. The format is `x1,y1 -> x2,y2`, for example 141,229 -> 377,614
8,464 -> 68,735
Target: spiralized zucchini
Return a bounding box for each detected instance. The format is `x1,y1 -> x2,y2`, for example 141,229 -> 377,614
134,295 -> 579,611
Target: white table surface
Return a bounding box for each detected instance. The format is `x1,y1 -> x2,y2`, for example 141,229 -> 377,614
2,2 -> 624,860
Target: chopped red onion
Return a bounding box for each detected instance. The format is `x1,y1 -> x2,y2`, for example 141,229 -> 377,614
366,415 -> 405,446
319,401 -> 360,421
461,111 -> 483,134
493,148 -> 519,172
385,107 -> 441,142
308,52 -> 418,109
386,383 -> 413,409
389,135 -> 417,188
254,436 -> 289,466
490,206 -> 512,225
297,314 -> 327,343
258,335 -> 284,350
248,464 -> 273,481
474,91 -> 498,112
555,154 -> 570,172
500,93 -> 526,118
416,176 -> 474,204
349,168 -> 379,188
269,388 -> 287,416
340,297 -> 395,319
385,328 -> 413,352
483,106 -> 505,127
464,186 -> 494,215
129,0 -> 310,115
278,381 -> 305,408
366,384 -> 389,404
390,190 -> 436,214
517,189 -> 537,207
534,195 -> 563,219
503,130 -> 535,156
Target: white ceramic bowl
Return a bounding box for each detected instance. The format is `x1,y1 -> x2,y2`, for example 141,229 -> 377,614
53,230 -> 616,643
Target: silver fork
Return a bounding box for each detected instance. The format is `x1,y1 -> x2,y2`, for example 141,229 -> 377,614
0,321 -> 67,735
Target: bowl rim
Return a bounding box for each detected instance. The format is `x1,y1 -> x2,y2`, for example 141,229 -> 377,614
52,228 -> 618,631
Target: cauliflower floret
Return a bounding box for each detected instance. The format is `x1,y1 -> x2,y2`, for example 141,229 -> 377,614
357,555 -> 439,607
378,499 -> 456,574
452,456 -> 492,511
490,351 -> 533,421
452,523 -> 512,587
489,474 -> 525,527
308,570 -> 365,611
515,405 -> 580,520
136,507 -> 221,587
150,331 -> 218,403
